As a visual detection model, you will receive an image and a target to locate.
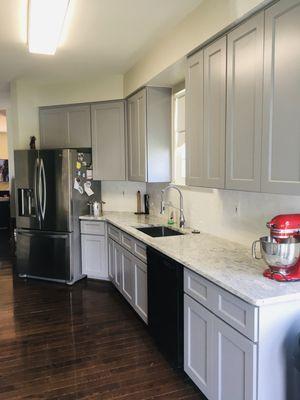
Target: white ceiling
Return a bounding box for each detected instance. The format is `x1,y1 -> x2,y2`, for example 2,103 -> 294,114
0,0 -> 202,93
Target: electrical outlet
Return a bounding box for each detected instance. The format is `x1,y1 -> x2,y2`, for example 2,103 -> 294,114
234,204 -> 240,216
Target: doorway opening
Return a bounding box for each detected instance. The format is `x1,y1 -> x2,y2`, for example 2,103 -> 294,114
0,110 -> 12,259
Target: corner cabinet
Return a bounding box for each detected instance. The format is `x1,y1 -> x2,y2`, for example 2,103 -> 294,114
91,101 -> 126,181
127,87 -> 172,183
226,12 -> 264,192
186,37 -> 226,188
261,0 -> 300,195
80,220 -> 108,280
39,104 -> 91,149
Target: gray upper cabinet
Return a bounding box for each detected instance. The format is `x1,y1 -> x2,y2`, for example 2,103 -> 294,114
39,107 -> 68,149
226,13 -> 264,192
91,101 -> 126,181
127,89 -> 147,182
203,37 -> 226,189
186,37 -> 226,188
39,104 -> 91,149
186,50 -> 205,186
67,105 -> 92,148
261,0 -> 300,195
127,87 -> 172,183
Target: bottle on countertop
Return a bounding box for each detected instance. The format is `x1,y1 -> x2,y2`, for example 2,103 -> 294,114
168,210 -> 175,225
144,194 -> 149,215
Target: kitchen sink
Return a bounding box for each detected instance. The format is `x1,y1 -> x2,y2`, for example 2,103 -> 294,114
136,226 -> 184,237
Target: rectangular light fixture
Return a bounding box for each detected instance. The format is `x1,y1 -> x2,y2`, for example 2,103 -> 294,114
28,0 -> 70,55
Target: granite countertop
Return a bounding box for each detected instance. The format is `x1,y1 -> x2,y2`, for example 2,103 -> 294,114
80,212 -> 300,307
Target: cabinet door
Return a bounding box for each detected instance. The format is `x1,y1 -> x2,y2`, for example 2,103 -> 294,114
261,0 -> 300,194
133,257 -> 148,323
213,317 -> 257,400
114,242 -> 122,292
184,295 -> 214,399
40,105 -> 91,149
66,105 -> 91,148
186,50 -> 204,186
92,101 -> 125,180
127,89 -> 147,182
39,108 -> 68,149
203,37 -> 226,188
81,234 -> 108,280
108,238 -> 115,281
226,13 -> 264,191
121,249 -> 134,304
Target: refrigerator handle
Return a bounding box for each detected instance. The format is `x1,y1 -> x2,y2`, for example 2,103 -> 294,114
40,158 -> 47,220
34,158 -> 41,221
20,189 -> 25,215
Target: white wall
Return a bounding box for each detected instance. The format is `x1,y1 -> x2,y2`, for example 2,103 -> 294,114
101,181 -> 146,212
147,183 -> 300,247
124,0 -> 271,95
38,75 -> 123,106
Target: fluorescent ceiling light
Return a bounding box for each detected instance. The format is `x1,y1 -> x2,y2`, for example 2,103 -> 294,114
28,0 -> 70,55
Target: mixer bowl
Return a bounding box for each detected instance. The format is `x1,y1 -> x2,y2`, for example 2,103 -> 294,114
253,236 -> 300,269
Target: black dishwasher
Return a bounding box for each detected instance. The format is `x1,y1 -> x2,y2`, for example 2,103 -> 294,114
147,246 -> 183,369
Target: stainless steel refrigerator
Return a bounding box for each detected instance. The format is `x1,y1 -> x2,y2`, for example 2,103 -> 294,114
14,149 -> 99,284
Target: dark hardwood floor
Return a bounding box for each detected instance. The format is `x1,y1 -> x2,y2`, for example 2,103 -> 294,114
0,259 -> 203,400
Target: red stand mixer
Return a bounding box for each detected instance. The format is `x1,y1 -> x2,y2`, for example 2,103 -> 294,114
252,214 -> 300,282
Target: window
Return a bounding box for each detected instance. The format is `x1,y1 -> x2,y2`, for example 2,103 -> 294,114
173,89 -> 186,185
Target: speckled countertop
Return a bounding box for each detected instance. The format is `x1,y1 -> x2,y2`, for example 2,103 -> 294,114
80,212 -> 300,307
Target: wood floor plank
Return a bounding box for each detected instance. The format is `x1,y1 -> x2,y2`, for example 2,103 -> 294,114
0,260 -> 205,400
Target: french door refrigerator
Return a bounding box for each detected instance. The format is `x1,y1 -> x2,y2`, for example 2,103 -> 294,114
15,149 -> 96,284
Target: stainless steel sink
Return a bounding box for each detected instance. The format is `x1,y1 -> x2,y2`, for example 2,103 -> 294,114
136,226 -> 184,237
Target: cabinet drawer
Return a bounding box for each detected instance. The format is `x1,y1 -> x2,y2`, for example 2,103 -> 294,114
121,232 -> 134,252
184,269 -> 258,341
108,224 -> 121,243
213,286 -> 258,342
134,240 -> 147,263
184,269 -> 214,309
80,220 -> 105,235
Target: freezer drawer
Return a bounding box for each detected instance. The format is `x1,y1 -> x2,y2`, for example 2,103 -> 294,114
16,229 -> 71,282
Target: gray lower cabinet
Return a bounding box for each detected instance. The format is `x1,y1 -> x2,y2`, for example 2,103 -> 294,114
186,37 -> 226,188
184,294 -> 214,399
127,87 -> 172,183
80,220 -> 108,280
39,104 -> 91,149
108,237 -> 115,281
226,12 -> 264,192
133,257 -> 148,323
114,242 -> 122,292
121,248 -> 135,304
213,317 -> 257,400
81,234 -> 108,280
261,0 -> 300,194
184,294 -> 257,400
91,101 -> 126,181
107,229 -> 148,323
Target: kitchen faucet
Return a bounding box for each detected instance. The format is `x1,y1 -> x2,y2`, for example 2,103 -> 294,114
160,184 -> 185,228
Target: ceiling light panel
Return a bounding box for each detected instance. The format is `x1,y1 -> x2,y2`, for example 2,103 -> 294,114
28,0 -> 70,55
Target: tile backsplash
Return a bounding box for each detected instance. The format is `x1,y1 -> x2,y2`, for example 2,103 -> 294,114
147,183 -> 300,246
